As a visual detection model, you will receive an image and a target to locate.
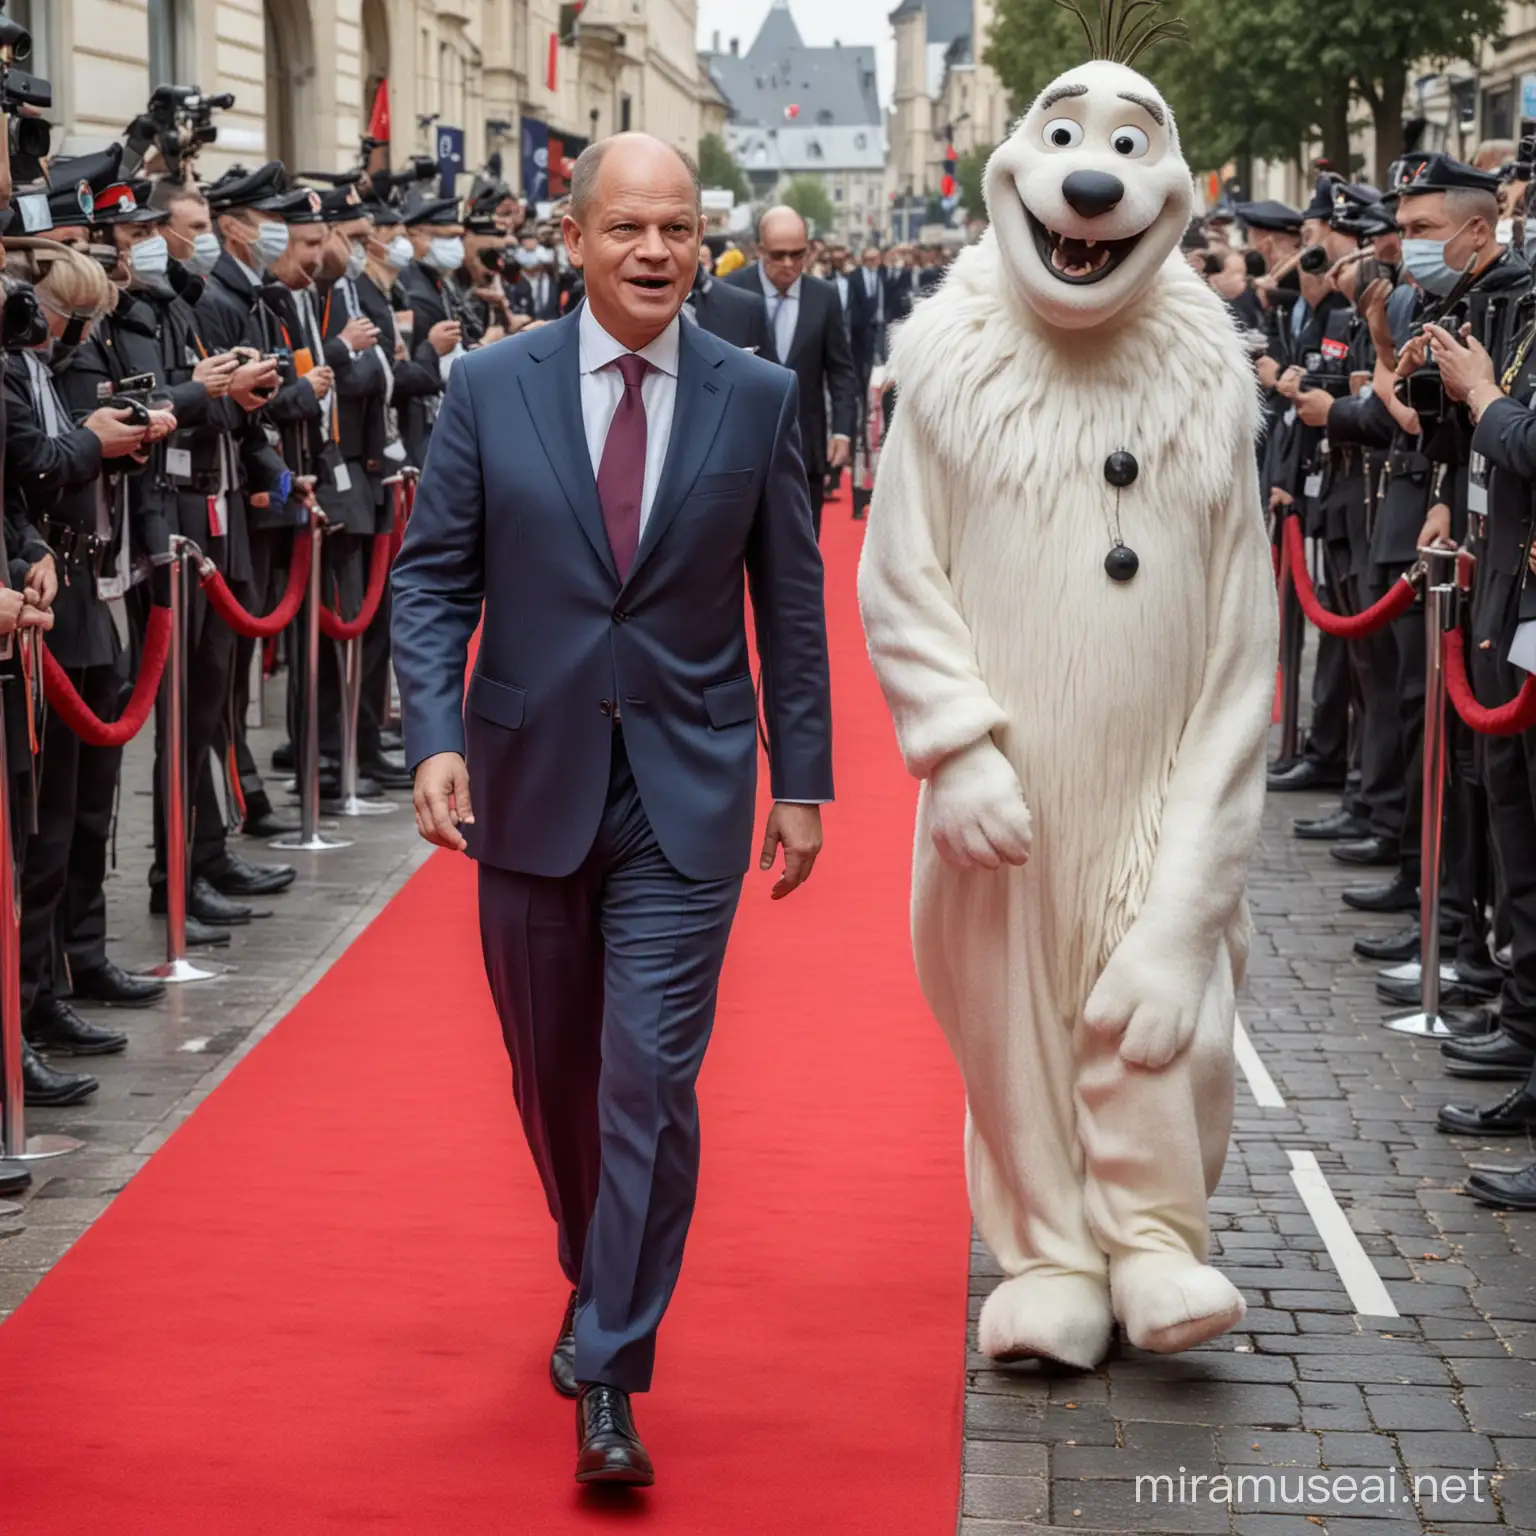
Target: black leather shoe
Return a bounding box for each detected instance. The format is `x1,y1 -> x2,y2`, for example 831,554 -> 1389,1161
1331,836 -> 1401,868
1441,1030 -> 1536,1081
151,876 -> 257,926
25,998 -> 127,1056
1267,760 -> 1347,793
551,1290 -> 578,1399
1437,1085 -> 1536,1136
379,728 -> 403,753
358,755 -> 413,790
1377,972 -> 1498,1008
22,1041 -> 98,1106
242,809 -> 301,838
1294,809 -> 1371,841
70,960 -> 165,1009
206,853 -> 297,898
1443,1006 -> 1500,1039
1454,958 -> 1506,995
575,1384 -> 654,1486
1342,876 -> 1419,914
184,915 -> 232,949
1355,926 -> 1420,962
272,741 -> 296,773
1465,1162 -> 1536,1209
0,1159 -> 29,1197
318,774 -> 383,801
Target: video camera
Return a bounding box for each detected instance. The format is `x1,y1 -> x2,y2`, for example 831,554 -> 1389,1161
368,154 -> 438,207
0,0 -> 53,184
121,84 -> 235,181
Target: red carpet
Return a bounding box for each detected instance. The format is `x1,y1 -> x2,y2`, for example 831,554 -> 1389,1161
0,489 -> 970,1533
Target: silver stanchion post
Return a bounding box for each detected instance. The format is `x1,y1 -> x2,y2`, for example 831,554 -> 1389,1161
142,540 -> 221,984
1387,545 -> 1456,1038
383,474 -> 404,733
335,634 -> 394,817
272,506 -> 351,852
0,633 -> 81,1163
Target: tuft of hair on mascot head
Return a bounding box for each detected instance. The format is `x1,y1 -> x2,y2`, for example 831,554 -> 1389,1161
985,20 -> 1194,332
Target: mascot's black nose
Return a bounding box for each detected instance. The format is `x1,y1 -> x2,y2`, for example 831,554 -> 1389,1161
1062,170 -> 1126,219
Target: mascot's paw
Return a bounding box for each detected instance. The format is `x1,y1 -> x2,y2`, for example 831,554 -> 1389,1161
1083,925 -> 1214,1070
927,739 -> 1033,871
1112,1255 -> 1246,1354
978,1271 -> 1113,1371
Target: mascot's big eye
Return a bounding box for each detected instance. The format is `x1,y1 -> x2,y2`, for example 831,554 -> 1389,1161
1111,125 -> 1151,158
1043,119 -> 1084,150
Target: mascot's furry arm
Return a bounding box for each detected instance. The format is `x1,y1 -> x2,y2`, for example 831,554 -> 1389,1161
1084,435 -> 1275,1068
857,402 -> 1033,871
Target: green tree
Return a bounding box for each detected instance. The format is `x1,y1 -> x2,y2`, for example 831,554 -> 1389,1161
697,131 -> 751,203
957,145 -> 991,218
781,175 -> 836,235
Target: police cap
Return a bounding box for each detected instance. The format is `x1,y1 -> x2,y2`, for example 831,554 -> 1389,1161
205,161 -> 291,215
401,193 -> 461,227
272,186 -> 326,224
91,182 -> 168,226
1235,200 -> 1304,234
44,147 -> 124,228
1301,173 -> 1344,223
1391,152 -> 1499,201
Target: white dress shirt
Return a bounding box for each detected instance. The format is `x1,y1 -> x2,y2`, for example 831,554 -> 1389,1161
758,265 -> 800,362
578,301 -> 680,539
862,265 -> 885,324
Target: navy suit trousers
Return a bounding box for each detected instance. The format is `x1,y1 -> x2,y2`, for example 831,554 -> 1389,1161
477,728 -> 742,1393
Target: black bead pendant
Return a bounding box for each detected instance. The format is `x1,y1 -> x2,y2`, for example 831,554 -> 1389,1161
1105,543 -> 1140,583
1105,450 -> 1140,488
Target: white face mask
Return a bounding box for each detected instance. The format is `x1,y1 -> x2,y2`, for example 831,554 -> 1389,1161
426,235 -> 465,273
253,219 -> 290,270
185,231 -> 221,277
385,235 -> 413,270
129,234 -> 169,280
346,240 -> 368,281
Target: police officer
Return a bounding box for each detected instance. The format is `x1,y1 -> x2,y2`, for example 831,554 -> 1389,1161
397,192 -> 470,466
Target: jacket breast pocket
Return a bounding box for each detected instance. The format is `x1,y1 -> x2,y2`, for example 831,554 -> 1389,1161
703,674 -> 758,729
692,468 -> 755,499
467,672 -> 526,730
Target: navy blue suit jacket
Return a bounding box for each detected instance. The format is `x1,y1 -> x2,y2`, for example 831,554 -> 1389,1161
390,307 -> 835,882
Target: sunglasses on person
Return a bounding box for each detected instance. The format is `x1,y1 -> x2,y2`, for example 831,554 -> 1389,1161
764,246 -> 808,262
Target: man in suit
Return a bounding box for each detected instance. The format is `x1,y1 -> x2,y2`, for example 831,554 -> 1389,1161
725,206 -> 857,536
684,262 -> 768,352
391,133 -> 834,1487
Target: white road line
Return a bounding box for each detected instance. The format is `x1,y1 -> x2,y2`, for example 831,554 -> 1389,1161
1288,1150 -> 1400,1318
1234,1017 -> 1286,1108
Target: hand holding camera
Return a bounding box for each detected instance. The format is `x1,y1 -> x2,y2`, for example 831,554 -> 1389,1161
84,405 -> 149,458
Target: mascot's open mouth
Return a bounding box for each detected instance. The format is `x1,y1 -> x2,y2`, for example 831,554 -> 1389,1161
1027,210 -> 1144,285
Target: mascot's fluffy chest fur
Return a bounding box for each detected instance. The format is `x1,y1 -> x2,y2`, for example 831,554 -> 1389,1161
858,53 -> 1277,1370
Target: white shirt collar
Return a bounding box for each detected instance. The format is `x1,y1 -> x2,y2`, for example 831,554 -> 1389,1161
233,254 -> 264,288
578,301 -> 681,380
759,265 -> 801,304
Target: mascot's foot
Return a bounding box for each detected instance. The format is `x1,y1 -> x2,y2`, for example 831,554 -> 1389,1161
1112,1255 -> 1246,1354
978,1271 -> 1113,1371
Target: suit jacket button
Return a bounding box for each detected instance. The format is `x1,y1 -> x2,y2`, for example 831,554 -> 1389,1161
599,699 -> 613,716
612,609 -> 628,624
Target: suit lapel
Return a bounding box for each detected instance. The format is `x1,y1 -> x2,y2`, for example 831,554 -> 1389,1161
785,279 -> 815,368
628,321 -> 731,584
518,312 -> 619,584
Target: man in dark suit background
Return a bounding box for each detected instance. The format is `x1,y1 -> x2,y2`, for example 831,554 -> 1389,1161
684,262 -> 768,352
725,205 -> 857,536
391,134 -> 833,1488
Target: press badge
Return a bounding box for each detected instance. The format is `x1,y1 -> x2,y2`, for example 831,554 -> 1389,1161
165,447 -> 192,480
1304,469 -> 1324,498
332,461 -> 353,494
1469,452 -> 1490,514
95,574 -> 125,602
1283,406 -> 1297,428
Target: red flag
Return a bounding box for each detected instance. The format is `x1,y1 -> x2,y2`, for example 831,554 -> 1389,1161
367,79 -> 390,143
548,32 -> 559,91
940,174 -> 955,198
784,103 -> 799,119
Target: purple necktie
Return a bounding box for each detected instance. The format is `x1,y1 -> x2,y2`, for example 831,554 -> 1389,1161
596,353 -> 650,580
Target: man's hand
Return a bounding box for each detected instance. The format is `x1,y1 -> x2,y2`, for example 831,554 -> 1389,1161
1424,322 -> 1498,403
428,320 -> 463,356
143,409 -> 178,444
1395,333 -> 1430,379
25,553 -> 57,611
1269,485 -> 1295,511
230,358 -> 280,410
1276,365 -> 1304,401
1256,355 -> 1281,391
84,406 -> 149,459
339,314 -> 380,352
759,802 -> 823,899
927,738 -> 1032,870
413,751 -> 475,852
1296,388 -> 1335,428
827,434 -> 851,470
304,365 -> 335,400
1419,501 -> 1453,548
1359,277 -> 1397,367
193,352 -> 241,398
248,492 -> 271,510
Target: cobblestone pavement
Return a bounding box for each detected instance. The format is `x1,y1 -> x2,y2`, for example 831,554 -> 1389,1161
959,776 -> 1536,1533
0,683 -> 428,1322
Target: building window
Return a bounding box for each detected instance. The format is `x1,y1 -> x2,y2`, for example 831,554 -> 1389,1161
834,185 -> 843,201
8,0 -> 51,83
1484,85 -> 1514,143
620,94 -> 632,132
148,0 -> 181,84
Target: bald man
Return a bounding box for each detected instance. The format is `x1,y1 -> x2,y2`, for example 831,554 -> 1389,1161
726,205 -> 858,535
391,134 -> 834,1486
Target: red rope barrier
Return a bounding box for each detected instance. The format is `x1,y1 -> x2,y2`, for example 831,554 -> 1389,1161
200,527 -> 312,640
318,533 -> 392,642
1280,517 -> 1418,638
1444,628 -> 1536,735
42,605 -> 171,748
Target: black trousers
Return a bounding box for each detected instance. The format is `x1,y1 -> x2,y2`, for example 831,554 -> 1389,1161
286,531 -> 364,766
359,579 -> 392,763
227,526 -> 283,821
61,662 -> 127,979
1343,563 -> 1405,840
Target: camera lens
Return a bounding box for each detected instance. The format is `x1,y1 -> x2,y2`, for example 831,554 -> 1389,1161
1299,245 -> 1329,274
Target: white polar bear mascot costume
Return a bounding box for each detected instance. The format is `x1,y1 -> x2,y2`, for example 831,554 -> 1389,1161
858,48 -> 1277,1368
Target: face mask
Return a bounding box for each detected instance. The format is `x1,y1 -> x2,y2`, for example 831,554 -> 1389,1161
185,231 -> 221,276
129,235 -> 169,280
427,236 -> 465,272
1498,218 -> 1518,251
346,240 -> 368,281
1400,237 -> 1462,296
537,248 -> 556,268
385,235 -> 413,270
515,247 -> 537,267
254,220 -> 290,270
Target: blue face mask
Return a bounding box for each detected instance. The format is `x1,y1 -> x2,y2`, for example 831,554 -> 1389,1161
1400,237 -> 1461,297
254,220 -> 290,271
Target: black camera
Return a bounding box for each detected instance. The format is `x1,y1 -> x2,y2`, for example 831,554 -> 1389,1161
477,246 -> 505,276
1395,328 -> 1446,420
1299,244 -> 1331,275
122,84 -> 235,180
0,280 -> 47,351
0,3 -> 54,183
1300,372 -> 1353,399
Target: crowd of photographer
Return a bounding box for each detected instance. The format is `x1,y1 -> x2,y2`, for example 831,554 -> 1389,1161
1184,143 -> 1536,1212
0,82 -> 560,1196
